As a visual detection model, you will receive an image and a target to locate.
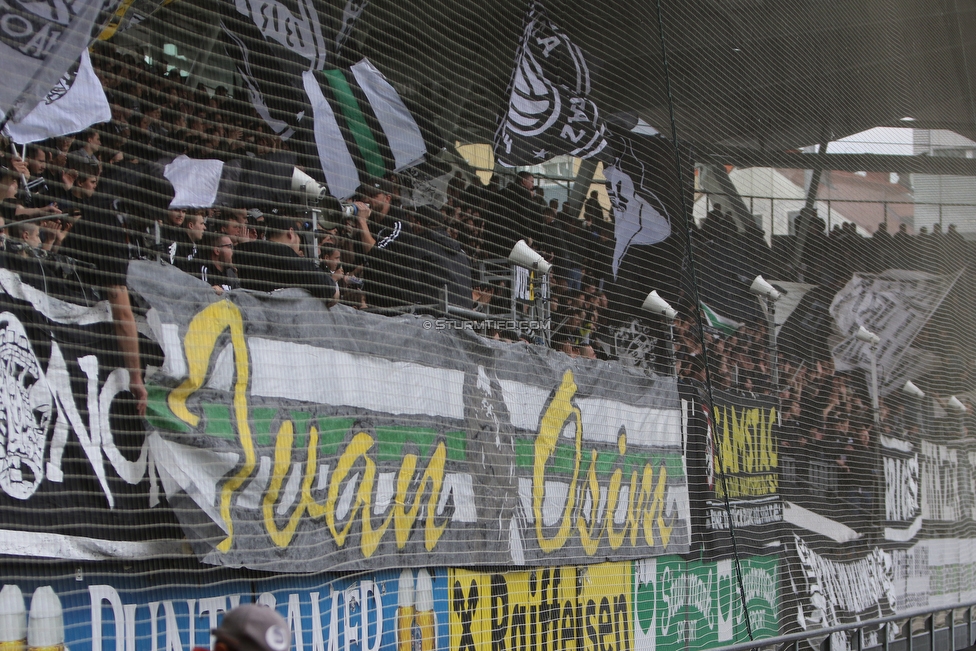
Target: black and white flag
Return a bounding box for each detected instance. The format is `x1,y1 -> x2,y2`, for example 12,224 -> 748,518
220,0 -> 335,143
0,0 -> 110,123
494,2 -> 608,167
604,134 -> 679,278
830,269 -> 962,394
4,50 -> 110,144
603,132 -> 691,329
220,0 -> 373,144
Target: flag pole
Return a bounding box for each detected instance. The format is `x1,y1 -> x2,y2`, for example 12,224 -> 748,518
9,142 -> 32,202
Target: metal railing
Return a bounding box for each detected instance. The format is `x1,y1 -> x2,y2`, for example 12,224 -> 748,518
700,192 -> 976,236
712,601 -> 976,651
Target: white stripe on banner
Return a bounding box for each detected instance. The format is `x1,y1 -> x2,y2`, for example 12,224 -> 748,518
498,379 -> 682,448
303,70 -> 361,200
783,501 -> 861,543
248,338 -> 465,419
5,51 -> 111,144
0,268 -> 112,325
0,528 -> 187,561
350,58 -> 427,171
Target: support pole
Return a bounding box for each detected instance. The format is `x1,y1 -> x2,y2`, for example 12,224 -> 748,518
758,296 -> 779,389
870,345 -> 880,424
565,157 -> 599,222
703,163 -> 755,231
792,140 -> 829,281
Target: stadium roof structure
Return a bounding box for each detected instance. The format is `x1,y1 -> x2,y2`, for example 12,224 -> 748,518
153,0 -> 976,173
357,1 -> 975,157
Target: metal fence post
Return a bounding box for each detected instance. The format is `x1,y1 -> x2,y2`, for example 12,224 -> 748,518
968,606 -> 974,646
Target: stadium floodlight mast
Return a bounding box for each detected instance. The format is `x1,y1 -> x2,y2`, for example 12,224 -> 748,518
855,325 -> 882,423
749,275 -> 781,388
641,290 -> 678,377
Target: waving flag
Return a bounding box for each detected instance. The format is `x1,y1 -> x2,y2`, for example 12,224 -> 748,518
4,50 -> 110,144
304,58 -> 427,199
220,0 -> 338,143
603,133 -> 686,278
0,0 -> 108,124
494,2 -> 608,167
603,132 -> 692,328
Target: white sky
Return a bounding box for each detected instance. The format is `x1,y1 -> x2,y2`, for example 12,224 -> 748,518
825,127 -> 914,155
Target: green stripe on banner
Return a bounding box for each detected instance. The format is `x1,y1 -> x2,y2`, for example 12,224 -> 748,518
323,69 -> 386,179
145,385 -> 190,433
513,439 -> 685,478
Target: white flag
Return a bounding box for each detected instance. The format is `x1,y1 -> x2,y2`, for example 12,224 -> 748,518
0,0 -> 107,124
164,156 -> 225,209
4,50 -> 110,144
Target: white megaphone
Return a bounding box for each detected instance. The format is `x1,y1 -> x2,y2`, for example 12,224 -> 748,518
749,275 -> 781,300
855,325 -> 881,345
902,380 -> 925,398
948,396 -> 967,413
642,290 -> 677,320
508,240 -> 552,274
292,167 -> 326,203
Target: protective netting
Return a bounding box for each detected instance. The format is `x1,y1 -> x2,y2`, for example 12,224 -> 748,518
1,2 -> 975,651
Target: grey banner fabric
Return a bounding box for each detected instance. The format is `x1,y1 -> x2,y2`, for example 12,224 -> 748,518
129,262 -> 690,572
830,270 -> 962,395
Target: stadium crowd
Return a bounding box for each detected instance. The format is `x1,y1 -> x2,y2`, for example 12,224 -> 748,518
0,40 -> 972,466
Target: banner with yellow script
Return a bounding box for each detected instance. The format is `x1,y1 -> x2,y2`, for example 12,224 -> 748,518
128,261 -> 690,572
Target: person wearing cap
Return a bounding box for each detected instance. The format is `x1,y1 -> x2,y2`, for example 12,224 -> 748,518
352,178 -> 397,255
356,179 -> 432,310
234,211 -> 338,305
209,604 -> 290,651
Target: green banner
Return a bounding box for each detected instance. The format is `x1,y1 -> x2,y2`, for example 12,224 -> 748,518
633,555 -> 779,651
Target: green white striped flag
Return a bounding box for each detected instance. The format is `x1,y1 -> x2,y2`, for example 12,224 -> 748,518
700,301 -> 743,336
303,58 -> 427,199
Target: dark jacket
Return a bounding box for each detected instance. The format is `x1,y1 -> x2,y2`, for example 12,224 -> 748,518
363,219 -> 433,310
419,228 -> 473,310
234,239 -> 336,301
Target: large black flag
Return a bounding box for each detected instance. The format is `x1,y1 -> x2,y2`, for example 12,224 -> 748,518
219,0 -> 333,143
604,133 -> 692,326
494,2 -> 608,166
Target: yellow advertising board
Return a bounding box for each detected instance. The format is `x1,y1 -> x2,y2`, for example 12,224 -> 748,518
448,563 -> 632,651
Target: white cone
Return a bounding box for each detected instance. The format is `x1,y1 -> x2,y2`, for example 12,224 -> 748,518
508,240 -> 552,274
0,586 -> 26,651
27,588 -> 63,651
